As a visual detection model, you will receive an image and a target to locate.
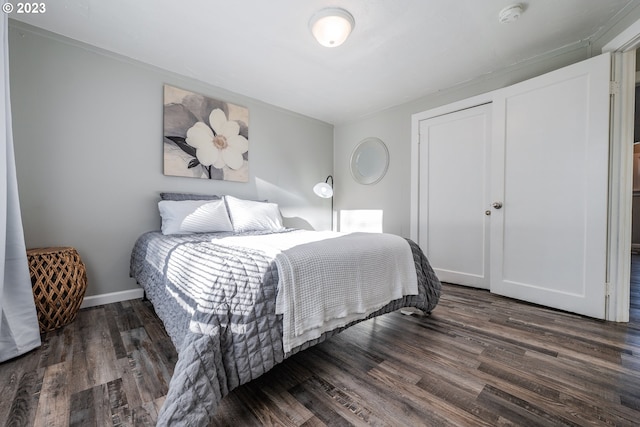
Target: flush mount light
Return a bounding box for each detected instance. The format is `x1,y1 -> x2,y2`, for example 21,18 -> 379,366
498,3 -> 524,24
309,7 -> 355,47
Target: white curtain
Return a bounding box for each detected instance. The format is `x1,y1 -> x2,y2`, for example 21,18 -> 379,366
0,15 -> 41,363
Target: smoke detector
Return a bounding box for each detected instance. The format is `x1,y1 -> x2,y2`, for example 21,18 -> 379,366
499,4 -> 524,24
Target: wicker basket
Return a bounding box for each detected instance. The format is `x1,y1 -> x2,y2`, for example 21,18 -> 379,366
27,246 -> 88,333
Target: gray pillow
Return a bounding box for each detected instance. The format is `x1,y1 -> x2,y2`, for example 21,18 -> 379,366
160,192 -> 220,201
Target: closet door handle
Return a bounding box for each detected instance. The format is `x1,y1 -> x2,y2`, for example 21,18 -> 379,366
492,202 -> 503,209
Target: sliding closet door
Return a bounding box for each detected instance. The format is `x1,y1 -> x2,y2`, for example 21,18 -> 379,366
418,104 -> 492,289
490,53 -> 610,319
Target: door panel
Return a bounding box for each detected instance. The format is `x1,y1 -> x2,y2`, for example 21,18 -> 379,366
490,53 -> 610,319
418,104 -> 491,289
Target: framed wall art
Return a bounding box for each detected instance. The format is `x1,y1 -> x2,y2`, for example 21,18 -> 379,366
163,84 -> 249,182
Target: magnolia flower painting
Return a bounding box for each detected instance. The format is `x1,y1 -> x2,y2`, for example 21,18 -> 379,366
163,85 -> 249,182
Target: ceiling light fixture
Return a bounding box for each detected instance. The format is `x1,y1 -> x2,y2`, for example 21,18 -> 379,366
498,4 -> 524,24
309,8 -> 355,48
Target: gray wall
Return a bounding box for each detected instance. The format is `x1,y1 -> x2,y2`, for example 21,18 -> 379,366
332,49 -> 589,237
8,22 -> 334,298
9,9 -> 640,299
332,6 -> 640,238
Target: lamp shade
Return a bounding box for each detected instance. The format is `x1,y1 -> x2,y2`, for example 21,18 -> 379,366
309,8 -> 354,47
313,182 -> 334,198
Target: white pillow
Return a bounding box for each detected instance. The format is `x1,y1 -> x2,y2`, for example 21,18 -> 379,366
224,196 -> 285,233
158,199 -> 233,235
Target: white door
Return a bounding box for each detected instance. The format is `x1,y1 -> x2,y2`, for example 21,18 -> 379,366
490,53 -> 610,319
418,104 -> 492,289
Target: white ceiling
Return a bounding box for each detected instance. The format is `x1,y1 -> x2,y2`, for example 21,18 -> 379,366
11,0 -> 640,124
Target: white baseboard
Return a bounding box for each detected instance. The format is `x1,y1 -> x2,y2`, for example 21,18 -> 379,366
80,288 -> 144,309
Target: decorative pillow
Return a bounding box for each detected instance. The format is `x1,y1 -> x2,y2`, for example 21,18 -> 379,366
224,195 -> 285,233
160,192 -> 220,201
158,199 -> 233,235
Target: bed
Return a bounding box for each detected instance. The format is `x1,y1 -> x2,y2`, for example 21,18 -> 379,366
129,194 -> 441,426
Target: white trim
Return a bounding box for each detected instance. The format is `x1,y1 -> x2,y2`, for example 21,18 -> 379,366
80,288 -> 144,309
603,18 -> 640,52
606,51 -> 632,322
607,38 -> 640,323
411,93 -> 493,123
410,115 -> 420,242
599,17 -> 640,321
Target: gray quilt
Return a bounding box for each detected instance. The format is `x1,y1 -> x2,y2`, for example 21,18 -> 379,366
129,229 -> 441,426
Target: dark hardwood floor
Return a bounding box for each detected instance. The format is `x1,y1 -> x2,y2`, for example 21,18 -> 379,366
2,264 -> 640,426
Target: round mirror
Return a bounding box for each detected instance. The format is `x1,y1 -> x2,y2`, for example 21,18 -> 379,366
350,137 -> 389,185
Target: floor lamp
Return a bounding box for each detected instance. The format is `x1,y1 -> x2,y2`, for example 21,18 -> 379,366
313,175 -> 334,230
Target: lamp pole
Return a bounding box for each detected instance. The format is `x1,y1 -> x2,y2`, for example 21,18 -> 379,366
326,175 -> 334,230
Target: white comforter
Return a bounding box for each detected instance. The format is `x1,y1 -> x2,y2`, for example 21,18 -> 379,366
217,230 -> 418,353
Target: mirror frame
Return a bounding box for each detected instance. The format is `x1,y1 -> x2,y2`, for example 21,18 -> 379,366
349,137 -> 390,185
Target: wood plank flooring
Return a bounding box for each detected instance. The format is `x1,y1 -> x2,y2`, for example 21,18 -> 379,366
2,265 -> 640,426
